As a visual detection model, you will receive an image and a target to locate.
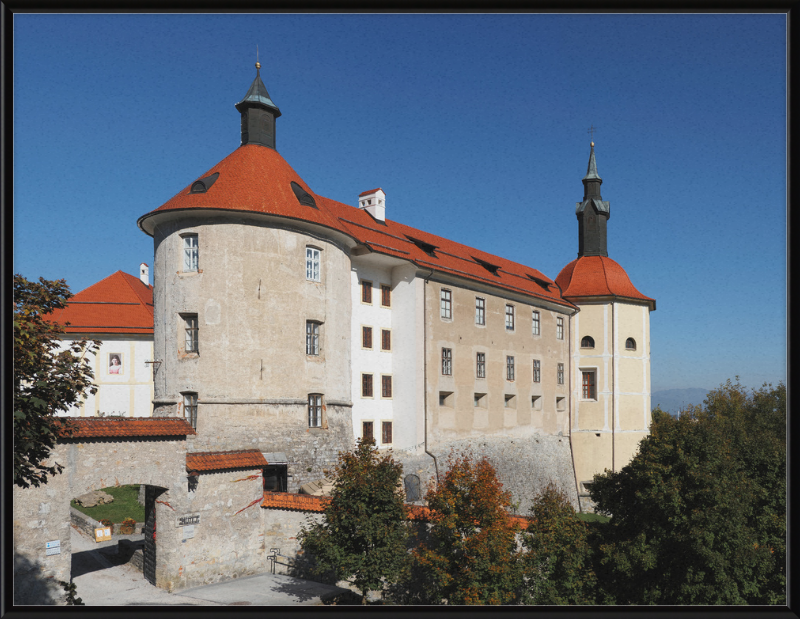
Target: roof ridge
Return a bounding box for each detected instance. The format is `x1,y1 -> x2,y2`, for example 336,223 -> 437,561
118,271 -> 155,312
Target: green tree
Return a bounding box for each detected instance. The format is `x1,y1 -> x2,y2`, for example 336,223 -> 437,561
590,379 -> 786,605
13,275 -> 98,488
400,452 -> 523,605
521,482 -> 597,605
297,439 -> 408,604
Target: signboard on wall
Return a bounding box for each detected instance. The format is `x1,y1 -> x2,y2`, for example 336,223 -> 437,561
94,527 -> 112,542
177,514 -> 200,527
46,540 -> 61,556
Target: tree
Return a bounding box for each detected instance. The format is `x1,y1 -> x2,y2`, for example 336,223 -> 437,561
521,482 -> 597,605
399,452 -> 523,605
297,439 -> 408,604
13,275 -> 98,488
589,379 -> 786,605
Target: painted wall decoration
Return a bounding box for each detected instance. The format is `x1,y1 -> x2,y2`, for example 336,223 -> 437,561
108,353 -> 123,374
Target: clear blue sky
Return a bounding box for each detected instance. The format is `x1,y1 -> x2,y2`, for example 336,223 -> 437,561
13,14 -> 786,393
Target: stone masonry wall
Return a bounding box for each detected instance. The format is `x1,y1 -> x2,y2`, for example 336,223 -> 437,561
262,509 -> 323,575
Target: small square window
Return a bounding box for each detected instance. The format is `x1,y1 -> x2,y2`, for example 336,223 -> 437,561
506,356 -> 515,381
475,297 -> 485,325
476,352 -> 486,379
381,421 -> 393,445
362,374 -> 374,398
626,338 -> 637,351
556,396 -> 566,411
361,280 -> 373,304
362,326 -> 373,349
308,394 -> 323,427
531,395 -> 542,410
439,391 -> 453,407
363,421 -> 374,443
381,329 -> 391,351
381,284 -> 391,307
504,394 -> 516,408
505,305 -> 515,331
306,321 -> 320,356
381,375 -> 393,399
306,247 -> 321,282
533,359 -> 541,383
440,289 -> 452,319
474,393 -> 486,407
532,310 -> 540,336
442,348 -> 452,376
183,235 -> 199,272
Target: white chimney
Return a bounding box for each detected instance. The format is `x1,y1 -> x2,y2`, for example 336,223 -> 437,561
140,263 -> 149,286
358,188 -> 386,222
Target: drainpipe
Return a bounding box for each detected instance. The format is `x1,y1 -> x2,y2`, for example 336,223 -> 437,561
567,308 -> 582,512
422,269 -> 439,483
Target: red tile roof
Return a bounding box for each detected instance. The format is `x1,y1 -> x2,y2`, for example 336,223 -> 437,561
55,417 -> 196,438
48,271 -> 154,335
261,491 -> 331,512
139,145 -> 576,310
556,256 -> 655,310
359,188 -> 383,196
186,449 -> 268,473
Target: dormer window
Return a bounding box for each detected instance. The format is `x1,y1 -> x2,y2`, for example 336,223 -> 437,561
189,172 -> 219,194
527,274 -> 551,291
473,257 -> 500,276
291,182 -> 317,208
406,236 -> 437,257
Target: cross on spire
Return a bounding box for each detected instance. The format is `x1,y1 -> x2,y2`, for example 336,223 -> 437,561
587,124 -> 598,143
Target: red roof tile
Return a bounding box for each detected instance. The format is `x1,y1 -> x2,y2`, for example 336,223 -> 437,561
139,145 -> 576,311
48,271 -> 154,335
186,449 -> 268,473
261,491 -> 331,512
555,256 -> 655,310
55,417 -> 195,438
358,188 -> 383,196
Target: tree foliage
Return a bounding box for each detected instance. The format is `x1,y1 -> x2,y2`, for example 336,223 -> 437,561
522,483 -> 597,605
13,275 -> 98,488
399,452 -> 523,605
297,439 -> 408,603
589,379 -> 786,605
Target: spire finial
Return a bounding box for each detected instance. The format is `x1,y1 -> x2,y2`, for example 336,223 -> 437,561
588,124 -> 598,144
255,45 -> 261,71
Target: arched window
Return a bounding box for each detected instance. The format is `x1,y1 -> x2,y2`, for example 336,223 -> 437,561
581,336 -> 595,348
625,337 -> 636,351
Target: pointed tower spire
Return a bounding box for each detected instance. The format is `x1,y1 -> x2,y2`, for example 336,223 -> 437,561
235,59 -> 281,149
575,140 -> 611,257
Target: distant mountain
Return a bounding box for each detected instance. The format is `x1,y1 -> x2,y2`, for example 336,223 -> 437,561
651,388 -> 711,417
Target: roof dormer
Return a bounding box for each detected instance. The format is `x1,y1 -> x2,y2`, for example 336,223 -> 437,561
358,188 -> 386,222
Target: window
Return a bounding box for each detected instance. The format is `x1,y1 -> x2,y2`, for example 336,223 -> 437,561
308,394 -> 323,427
381,284 -> 391,307
306,321 -> 320,355
442,348 -> 452,375
183,314 -> 198,353
439,391 -> 453,406
532,310 -> 540,336
531,395 -> 542,410
381,375 -> 393,398
362,421 -> 374,442
556,397 -> 566,411
362,374 -> 374,398
382,421 -> 393,445
440,289 -> 452,319
476,352 -> 486,379
505,305 -> 515,331
504,394 -> 516,408
362,326 -> 373,349
506,356 -> 515,381
381,329 -> 391,351
581,336 -> 595,348
626,337 -> 637,351
582,371 -> 597,399
557,317 -> 564,340
474,393 -> 486,407
557,363 -> 564,385
533,359 -> 541,383
361,280 -> 372,304
475,297 -> 485,325
306,247 -> 321,282
183,235 -> 198,272
183,392 -> 198,429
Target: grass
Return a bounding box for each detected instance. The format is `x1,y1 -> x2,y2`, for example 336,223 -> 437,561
576,512 -> 610,523
70,485 -> 145,524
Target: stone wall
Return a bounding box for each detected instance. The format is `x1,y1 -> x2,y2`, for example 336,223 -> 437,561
262,509 -> 323,575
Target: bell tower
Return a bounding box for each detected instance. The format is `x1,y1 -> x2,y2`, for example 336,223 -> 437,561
235,61 -> 282,149
576,141 -> 610,257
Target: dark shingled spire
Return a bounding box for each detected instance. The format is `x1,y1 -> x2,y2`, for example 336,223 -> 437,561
235,62 -> 281,149
575,142 -> 611,258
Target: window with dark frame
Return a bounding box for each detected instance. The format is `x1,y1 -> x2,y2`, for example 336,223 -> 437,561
382,375 -> 393,398
183,392 -> 198,429
476,352 -> 486,379
381,284 -> 391,307
362,326 -> 373,349
557,317 -> 564,340
532,310 -> 540,336
306,321 -> 320,355
442,348 -> 452,375
381,421 -> 393,445
581,336 -> 595,348
582,371 -> 597,399
475,297 -> 485,325
440,289 -> 452,319
361,280 -> 372,304
506,305 -> 515,331
184,314 -> 198,353
533,359 -> 541,383
183,235 -> 199,272
362,374 -> 374,398
557,363 -> 564,385
506,356 -> 515,381
626,337 -> 637,351
363,421 -> 374,443
381,329 -> 391,351
308,394 -> 323,427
